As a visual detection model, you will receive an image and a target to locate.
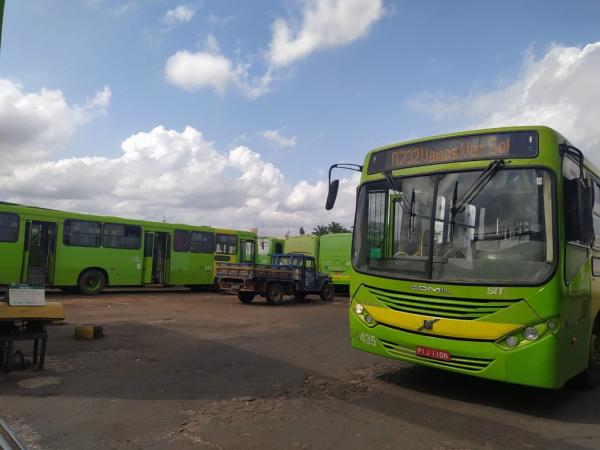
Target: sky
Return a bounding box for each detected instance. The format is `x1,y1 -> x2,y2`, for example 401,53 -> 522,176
1,0 -> 600,236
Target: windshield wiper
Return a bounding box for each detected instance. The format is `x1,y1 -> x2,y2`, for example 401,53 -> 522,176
451,159 -> 505,214
383,170 -> 411,213
449,159 -> 505,243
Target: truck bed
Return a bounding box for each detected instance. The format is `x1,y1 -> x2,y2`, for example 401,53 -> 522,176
216,263 -> 301,292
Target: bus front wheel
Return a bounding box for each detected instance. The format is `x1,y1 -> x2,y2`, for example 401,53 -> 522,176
78,269 -> 106,296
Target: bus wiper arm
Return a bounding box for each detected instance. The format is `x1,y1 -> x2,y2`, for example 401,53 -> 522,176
383,170 -> 411,213
451,159 -> 505,214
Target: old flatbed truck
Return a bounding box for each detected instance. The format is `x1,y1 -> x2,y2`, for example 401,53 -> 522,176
216,253 -> 335,304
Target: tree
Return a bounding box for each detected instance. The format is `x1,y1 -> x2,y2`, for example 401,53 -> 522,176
299,226 -> 305,235
312,225 -> 329,236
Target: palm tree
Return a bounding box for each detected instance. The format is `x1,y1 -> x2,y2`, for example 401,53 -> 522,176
327,221 -> 350,233
312,225 -> 329,236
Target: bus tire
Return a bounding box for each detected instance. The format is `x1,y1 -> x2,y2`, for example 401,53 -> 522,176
320,283 -> 335,302
266,283 -> 284,304
575,321 -> 600,389
78,269 -> 106,296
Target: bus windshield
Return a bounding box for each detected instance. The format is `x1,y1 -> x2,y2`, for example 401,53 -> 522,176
353,168 -> 555,284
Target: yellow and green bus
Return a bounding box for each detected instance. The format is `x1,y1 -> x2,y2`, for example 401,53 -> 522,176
0,202 -> 218,295
326,126 -> 600,389
318,233 -> 352,288
213,227 -> 257,265
284,235 -> 320,260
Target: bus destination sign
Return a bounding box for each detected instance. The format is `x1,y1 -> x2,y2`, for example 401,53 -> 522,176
367,131 -> 538,174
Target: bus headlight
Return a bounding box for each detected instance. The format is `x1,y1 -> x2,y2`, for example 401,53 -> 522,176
497,318 -> 559,350
354,303 -> 364,315
523,327 -> 539,341
505,336 -> 519,348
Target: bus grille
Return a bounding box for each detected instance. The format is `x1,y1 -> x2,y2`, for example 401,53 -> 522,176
366,285 -> 520,320
380,339 -> 493,372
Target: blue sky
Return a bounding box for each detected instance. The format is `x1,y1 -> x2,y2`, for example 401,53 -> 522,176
1,0 -> 600,234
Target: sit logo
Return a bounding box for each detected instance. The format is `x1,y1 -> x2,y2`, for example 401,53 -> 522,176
487,287 -> 504,295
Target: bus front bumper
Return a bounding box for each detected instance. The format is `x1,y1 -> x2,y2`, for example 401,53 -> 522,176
349,312 -> 561,389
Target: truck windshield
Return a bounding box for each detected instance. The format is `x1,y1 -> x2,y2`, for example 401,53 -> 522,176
353,168 -> 555,284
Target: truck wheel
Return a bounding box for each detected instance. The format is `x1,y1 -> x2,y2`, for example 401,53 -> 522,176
575,324 -> 600,389
320,283 -> 335,302
78,269 -> 106,296
238,292 -> 255,304
266,283 -> 284,304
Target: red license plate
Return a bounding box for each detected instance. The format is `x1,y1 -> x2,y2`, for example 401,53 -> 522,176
416,346 -> 452,361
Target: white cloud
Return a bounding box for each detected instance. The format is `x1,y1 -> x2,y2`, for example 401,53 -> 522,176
162,4 -> 196,29
0,125 -> 355,236
258,129 -> 297,148
165,50 -> 239,95
165,0 -> 384,98
0,79 -> 111,164
267,0 -> 385,67
409,41 -> 600,162
165,36 -> 273,98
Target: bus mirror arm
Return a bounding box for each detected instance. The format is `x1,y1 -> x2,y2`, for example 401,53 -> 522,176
325,163 -> 363,210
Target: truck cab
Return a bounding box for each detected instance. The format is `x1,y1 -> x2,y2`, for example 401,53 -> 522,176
270,253 -> 328,293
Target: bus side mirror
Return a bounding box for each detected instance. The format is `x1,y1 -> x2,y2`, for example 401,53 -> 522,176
325,179 -> 339,210
564,178 -> 594,245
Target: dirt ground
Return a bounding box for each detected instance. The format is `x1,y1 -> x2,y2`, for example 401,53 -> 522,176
2,290 -> 600,450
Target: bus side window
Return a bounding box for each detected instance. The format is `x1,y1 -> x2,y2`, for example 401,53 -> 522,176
190,231 -> 214,253
0,212 -> 19,243
173,230 -> 190,252
64,219 -> 101,247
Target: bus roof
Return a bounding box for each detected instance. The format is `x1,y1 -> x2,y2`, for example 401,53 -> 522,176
0,201 -> 213,231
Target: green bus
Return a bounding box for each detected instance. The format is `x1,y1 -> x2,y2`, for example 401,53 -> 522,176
318,233 -> 352,288
256,237 -> 285,265
0,202 -> 216,295
326,126 -> 600,389
284,235 -> 320,260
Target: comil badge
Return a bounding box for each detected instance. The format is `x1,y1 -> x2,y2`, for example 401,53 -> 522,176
418,318 -> 440,332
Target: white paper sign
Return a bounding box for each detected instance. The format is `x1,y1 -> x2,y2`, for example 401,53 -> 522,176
9,286 -> 46,306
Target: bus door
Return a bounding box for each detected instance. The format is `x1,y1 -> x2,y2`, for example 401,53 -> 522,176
23,221 -> 57,285
142,232 -> 154,284
151,232 -> 170,285
240,239 -> 255,264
